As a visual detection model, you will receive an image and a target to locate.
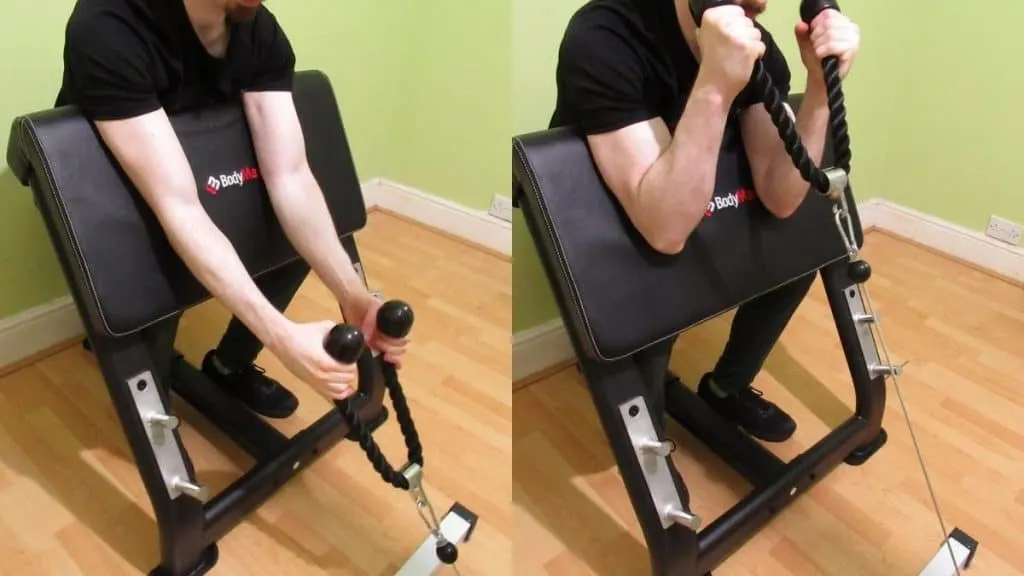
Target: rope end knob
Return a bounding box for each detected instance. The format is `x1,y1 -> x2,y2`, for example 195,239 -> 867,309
324,323 -> 365,364
848,259 -> 871,283
436,540 -> 459,564
800,0 -> 841,23
377,299 -> 414,339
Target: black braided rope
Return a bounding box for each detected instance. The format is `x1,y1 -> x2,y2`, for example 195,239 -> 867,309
751,55 -> 851,194
337,361 -> 423,491
821,56 -> 851,172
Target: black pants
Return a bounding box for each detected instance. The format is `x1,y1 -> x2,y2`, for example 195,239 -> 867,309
141,258 -> 312,385
636,271 -> 817,418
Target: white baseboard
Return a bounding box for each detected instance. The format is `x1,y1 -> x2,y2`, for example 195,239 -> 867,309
362,178 -> 512,257
512,318 -> 576,383
511,198 -> 1024,383
0,297 -> 83,369
860,198 -> 1024,283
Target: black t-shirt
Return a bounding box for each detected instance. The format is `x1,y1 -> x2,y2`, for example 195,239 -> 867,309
55,0 -> 296,121
550,0 -> 791,136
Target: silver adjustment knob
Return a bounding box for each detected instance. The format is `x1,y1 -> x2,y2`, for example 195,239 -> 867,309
636,438 -> 675,458
144,412 -> 180,430
666,506 -> 702,531
172,477 -> 209,502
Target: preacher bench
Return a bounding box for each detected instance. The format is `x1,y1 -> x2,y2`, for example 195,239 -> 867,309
6,70 -> 476,575
512,88 -> 977,575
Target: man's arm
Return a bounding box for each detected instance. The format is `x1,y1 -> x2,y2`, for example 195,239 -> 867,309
588,79 -> 732,254
739,84 -> 829,218
739,25 -> 830,219
241,91 -> 370,314
62,11 -> 294,350
94,112 -> 293,347
558,20 -> 733,255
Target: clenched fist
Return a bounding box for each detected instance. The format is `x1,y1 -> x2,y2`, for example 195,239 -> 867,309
696,5 -> 766,101
796,9 -> 860,87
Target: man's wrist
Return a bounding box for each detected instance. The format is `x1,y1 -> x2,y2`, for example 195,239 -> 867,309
803,73 -> 828,103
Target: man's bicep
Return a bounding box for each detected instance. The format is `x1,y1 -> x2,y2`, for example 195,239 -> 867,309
242,91 -> 307,182
94,111 -> 199,212
587,117 -> 671,207
556,22 -> 657,134
64,13 -> 162,121
240,8 -> 297,93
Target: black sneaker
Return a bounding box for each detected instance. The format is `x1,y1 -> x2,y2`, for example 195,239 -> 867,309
697,373 -> 796,443
201,350 -> 299,419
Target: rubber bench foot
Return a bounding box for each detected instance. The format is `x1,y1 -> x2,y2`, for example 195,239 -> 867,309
844,427 -> 887,466
148,543 -> 219,576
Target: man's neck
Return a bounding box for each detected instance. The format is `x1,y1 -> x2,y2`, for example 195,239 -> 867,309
674,0 -> 701,62
183,0 -> 229,54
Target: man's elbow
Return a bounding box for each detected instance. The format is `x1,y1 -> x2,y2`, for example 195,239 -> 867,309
765,200 -> 800,220
263,161 -> 313,196
646,228 -> 689,255
761,186 -> 805,220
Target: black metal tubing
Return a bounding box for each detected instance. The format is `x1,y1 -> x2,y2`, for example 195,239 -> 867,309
664,383 -> 786,489
683,257 -> 888,574
518,161 -> 889,574
202,368 -> 389,545
25,170 -> 390,576
169,359 -> 289,461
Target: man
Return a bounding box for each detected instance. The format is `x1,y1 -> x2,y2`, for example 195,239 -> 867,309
56,0 -> 409,418
550,0 -> 860,442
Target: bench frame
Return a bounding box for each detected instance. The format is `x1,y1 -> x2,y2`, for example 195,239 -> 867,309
513,134 -> 891,575
30,170 -> 390,574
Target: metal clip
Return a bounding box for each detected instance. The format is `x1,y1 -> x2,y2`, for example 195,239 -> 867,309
402,463 -> 461,572
824,167 -> 849,202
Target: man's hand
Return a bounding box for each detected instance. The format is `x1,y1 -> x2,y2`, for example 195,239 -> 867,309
696,5 -> 767,102
795,10 -> 860,90
340,294 -> 411,368
269,319 -> 359,401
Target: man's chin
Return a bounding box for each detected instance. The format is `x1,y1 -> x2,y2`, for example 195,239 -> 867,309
227,6 -> 260,22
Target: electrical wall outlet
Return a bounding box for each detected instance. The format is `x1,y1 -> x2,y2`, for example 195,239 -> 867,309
985,215 -> 1022,246
488,194 -> 514,223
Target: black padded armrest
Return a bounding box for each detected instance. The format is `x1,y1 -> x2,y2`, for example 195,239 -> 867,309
6,70 -> 366,338
513,97 -> 863,362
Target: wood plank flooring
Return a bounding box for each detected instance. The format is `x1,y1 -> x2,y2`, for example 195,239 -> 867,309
513,231 -> 1024,575
0,211 -> 512,575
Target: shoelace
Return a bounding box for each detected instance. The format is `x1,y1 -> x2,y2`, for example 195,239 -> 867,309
738,386 -> 774,416
239,363 -> 276,394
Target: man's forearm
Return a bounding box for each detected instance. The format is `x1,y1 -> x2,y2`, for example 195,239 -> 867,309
635,78 -> 732,253
761,82 -> 831,213
264,169 -> 367,307
159,201 -> 291,347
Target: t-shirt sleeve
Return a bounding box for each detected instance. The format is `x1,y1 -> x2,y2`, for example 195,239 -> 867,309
555,21 -> 657,135
239,8 -> 297,92
63,12 -> 161,121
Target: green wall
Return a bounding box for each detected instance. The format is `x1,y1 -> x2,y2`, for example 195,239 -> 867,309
0,0 -> 506,320
511,0 -> 1024,333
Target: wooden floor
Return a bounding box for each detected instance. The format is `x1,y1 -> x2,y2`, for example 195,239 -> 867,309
0,212 -> 512,575
514,231 -> 1024,575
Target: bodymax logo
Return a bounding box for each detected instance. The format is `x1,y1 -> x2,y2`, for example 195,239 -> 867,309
705,188 -> 757,217
205,167 -> 260,195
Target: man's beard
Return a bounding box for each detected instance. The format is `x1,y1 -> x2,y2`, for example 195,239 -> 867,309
740,0 -> 767,17
226,2 -> 261,23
